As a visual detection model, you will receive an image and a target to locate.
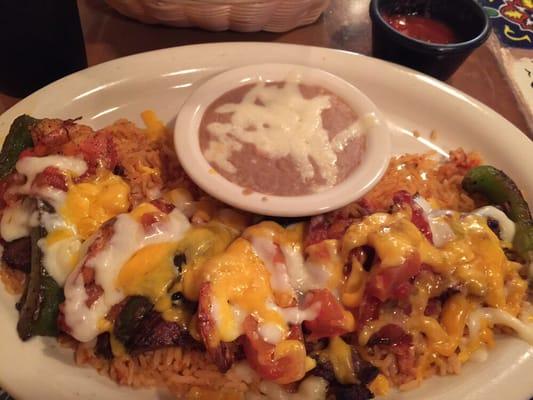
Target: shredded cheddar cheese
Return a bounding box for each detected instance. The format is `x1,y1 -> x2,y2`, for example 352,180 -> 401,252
61,171 -> 130,239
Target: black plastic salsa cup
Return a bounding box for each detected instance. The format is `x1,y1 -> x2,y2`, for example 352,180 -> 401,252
369,0 -> 491,80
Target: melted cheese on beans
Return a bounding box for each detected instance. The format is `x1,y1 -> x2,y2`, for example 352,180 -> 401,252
203,76 -> 376,188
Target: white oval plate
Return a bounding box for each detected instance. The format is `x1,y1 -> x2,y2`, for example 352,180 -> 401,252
0,42 -> 532,400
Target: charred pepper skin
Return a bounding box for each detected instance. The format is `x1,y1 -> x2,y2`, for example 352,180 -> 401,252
462,165 -> 533,266
1,116 -> 64,340
16,226 -> 63,340
0,114 -> 38,179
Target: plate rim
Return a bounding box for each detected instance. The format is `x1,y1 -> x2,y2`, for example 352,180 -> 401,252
0,42 -> 530,142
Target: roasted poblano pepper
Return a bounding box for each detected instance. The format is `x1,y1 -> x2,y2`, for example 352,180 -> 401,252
0,116 -> 62,340
0,114 -> 38,179
16,225 -> 64,340
462,165 -> 533,266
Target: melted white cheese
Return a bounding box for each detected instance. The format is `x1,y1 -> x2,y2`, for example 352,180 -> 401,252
258,322 -> 284,345
414,196 -> 516,247
282,243 -> 333,293
413,195 -> 432,215
212,301 -> 248,344
256,299 -> 318,345
16,155 -> 88,181
413,196 -> 455,248
63,209 -> 190,342
473,206 -> 516,243
470,346 -> 489,363
38,210 -> 81,285
4,156 -> 89,283
0,199 -> 38,241
275,301 -> 321,325
428,214 -> 455,248
330,113 -> 378,152
467,307 -> 533,345
14,155 -> 87,208
64,272 -> 107,343
250,236 -> 331,299
40,210 -> 69,232
221,299 -> 320,345
251,236 -> 295,296
39,235 -> 81,286
204,77 -> 374,188
280,244 -> 311,293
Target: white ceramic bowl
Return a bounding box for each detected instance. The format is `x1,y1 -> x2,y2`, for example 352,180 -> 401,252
174,63 -> 391,216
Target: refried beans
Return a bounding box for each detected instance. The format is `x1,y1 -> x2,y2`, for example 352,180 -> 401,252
199,79 -> 376,196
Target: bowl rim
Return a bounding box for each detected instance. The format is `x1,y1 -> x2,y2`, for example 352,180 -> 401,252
369,0 -> 492,54
174,63 -> 392,217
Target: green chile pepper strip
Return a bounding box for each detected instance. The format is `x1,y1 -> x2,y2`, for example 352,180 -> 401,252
462,165 -> 533,265
0,115 -> 38,179
17,220 -> 64,340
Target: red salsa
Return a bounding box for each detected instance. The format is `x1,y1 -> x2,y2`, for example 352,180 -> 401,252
384,14 -> 458,44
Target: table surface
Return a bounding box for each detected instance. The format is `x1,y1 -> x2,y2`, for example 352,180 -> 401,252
0,0 -> 530,137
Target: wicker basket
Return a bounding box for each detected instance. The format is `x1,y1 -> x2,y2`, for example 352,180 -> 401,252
105,0 -> 331,32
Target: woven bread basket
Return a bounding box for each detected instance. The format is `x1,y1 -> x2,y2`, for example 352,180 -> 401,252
105,0 -> 331,32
